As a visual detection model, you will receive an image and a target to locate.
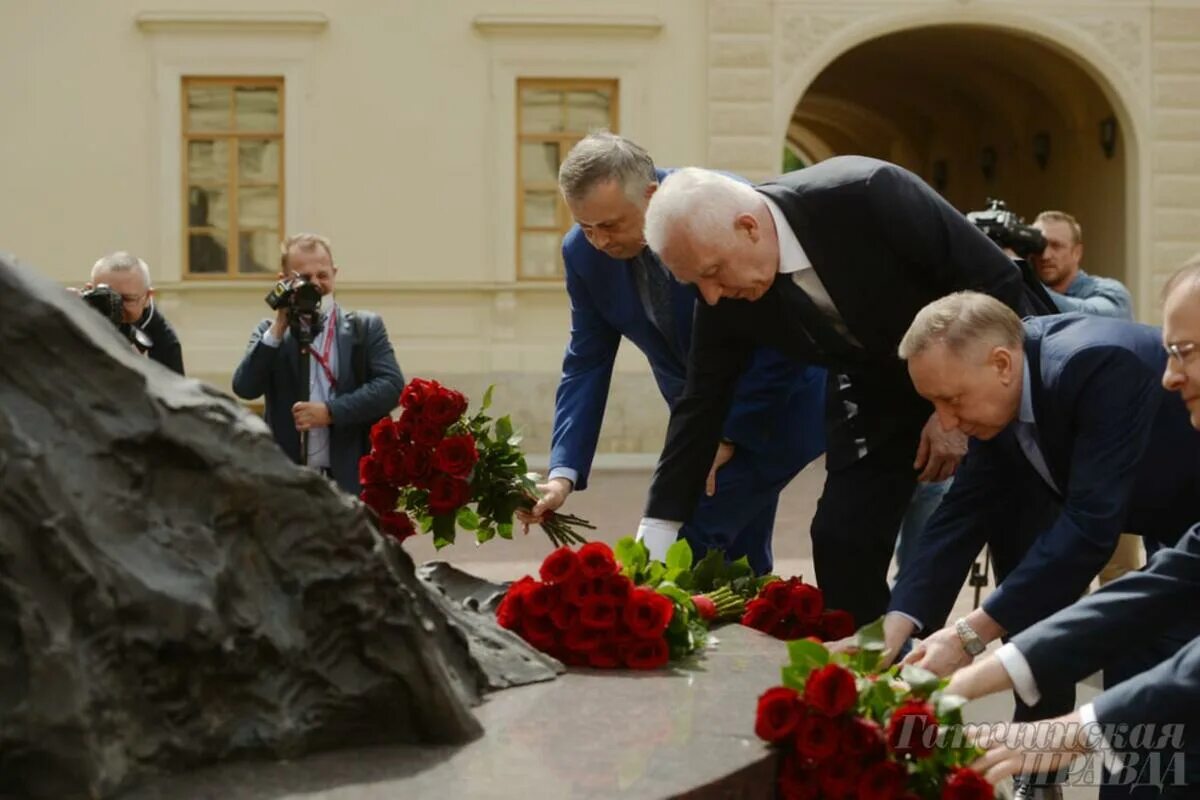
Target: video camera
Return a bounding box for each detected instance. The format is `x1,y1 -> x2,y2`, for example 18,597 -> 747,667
966,199 -> 1047,260
80,284 -> 153,353
265,274 -> 324,345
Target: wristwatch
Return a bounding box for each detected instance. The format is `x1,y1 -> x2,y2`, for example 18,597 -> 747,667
954,617 -> 986,657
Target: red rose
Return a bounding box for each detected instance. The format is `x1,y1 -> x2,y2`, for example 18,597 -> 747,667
399,377 -> 436,410
433,434 -> 478,478
382,449 -> 409,484
622,637 -> 669,670
762,580 -> 792,612
817,757 -> 860,798
579,595 -> 619,630
858,760 -> 908,800
794,713 -> 840,761
754,686 -> 803,743
424,386 -> 468,427
691,594 -> 718,622
395,409 -> 416,439
623,588 -> 675,639
603,574 -> 632,602
411,417 -> 446,448
941,768 -> 993,800
779,619 -> 816,641
563,624 -> 602,653
401,447 -> 434,487
369,416 -> 401,452
886,700 -> 939,759
587,642 -> 622,669
497,578 -> 535,630
803,664 -> 858,717
577,541 -> 618,579
550,603 -> 577,631
378,511 -> 416,543
359,484 -> 399,515
520,615 -> 558,652
426,473 -> 470,516
741,598 -> 782,633
844,716 -> 887,761
358,453 -> 387,486
539,546 -> 581,585
788,583 -> 824,622
819,609 -> 856,640
778,754 -> 821,800
523,583 -> 558,617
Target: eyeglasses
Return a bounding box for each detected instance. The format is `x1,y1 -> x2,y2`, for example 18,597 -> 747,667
1165,341 -> 1198,363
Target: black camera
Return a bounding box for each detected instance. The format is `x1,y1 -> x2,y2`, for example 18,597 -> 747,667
967,199 -> 1047,260
80,284 -> 154,353
265,275 -> 322,315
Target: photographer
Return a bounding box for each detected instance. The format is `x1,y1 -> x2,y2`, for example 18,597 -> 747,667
1032,210 -> 1133,320
232,233 -> 404,494
85,252 -> 185,374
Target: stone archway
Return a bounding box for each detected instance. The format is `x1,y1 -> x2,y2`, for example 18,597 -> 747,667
705,2 -> 1152,312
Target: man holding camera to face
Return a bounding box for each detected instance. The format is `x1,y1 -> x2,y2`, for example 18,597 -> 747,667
232,233 -> 405,494
82,251 -> 185,374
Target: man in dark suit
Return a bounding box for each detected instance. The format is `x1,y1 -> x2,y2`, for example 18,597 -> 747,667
942,265 -> 1200,798
519,133 -> 825,573
635,159 -> 1053,626
233,233 -> 405,495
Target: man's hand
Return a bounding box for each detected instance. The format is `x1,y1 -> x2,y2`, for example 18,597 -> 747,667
968,713 -> 1089,785
516,477 -> 572,530
902,625 -> 973,677
944,655 -> 1014,700
914,412 -> 967,482
827,612 -> 915,667
292,401 -> 332,431
705,441 -> 735,497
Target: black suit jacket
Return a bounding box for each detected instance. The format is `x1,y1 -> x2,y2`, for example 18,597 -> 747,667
892,315 -> 1200,635
1012,525 -> 1200,727
645,156 -> 1047,521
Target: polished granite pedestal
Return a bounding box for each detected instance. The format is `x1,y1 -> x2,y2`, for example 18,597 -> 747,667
123,624 -> 786,800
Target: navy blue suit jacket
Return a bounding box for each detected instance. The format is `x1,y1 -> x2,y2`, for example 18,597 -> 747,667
1012,524 -> 1200,727
892,314 -> 1200,635
232,306 -> 405,495
549,170 -> 825,491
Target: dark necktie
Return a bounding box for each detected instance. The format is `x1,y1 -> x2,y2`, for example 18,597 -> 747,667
634,252 -> 679,359
776,272 -> 864,364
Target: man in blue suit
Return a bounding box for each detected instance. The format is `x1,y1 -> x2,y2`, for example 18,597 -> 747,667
520,133 -> 825,574
879,293 -> 1200,696
233,233 -> 405,495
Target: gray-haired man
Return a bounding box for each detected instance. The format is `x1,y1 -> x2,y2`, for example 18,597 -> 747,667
88,251 -> 185,374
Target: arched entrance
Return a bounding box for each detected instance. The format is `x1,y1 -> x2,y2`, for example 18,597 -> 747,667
774,20 -> 1139,288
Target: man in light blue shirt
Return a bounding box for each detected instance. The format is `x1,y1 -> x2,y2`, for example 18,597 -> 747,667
1033,210 -> 1133,320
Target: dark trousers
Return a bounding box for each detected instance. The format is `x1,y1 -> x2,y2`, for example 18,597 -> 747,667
810,436 -> 919,627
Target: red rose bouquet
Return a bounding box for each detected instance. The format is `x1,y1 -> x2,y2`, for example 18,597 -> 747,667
740,577 -> 857,642
359,378 -> 593,548
496,540 -> 708,668
754,622 -> 995,799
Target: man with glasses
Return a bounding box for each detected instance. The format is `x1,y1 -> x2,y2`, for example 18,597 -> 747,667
88,251 -> 184,374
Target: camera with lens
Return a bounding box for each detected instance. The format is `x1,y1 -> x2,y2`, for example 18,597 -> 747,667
967,199 -> 1047,260
265,274 -> 324,345
80,284 -> 153,352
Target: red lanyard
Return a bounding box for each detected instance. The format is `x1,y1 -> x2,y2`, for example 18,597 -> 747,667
309,308 -> 338,390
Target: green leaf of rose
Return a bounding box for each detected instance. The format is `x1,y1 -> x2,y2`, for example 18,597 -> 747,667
665,539 -> 693,571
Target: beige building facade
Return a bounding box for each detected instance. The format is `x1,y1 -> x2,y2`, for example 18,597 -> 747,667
3,0 -> 1199,454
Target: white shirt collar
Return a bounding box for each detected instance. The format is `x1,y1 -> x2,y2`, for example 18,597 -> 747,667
761,195 -> 814,276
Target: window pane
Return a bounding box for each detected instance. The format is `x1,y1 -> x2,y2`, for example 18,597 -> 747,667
187,84 -> 232,131
520,88 -> 562,133
238,140 -> 281,183
520,142 -> 559,183
564,90 -> 611,132
235,86 -> 280,132
523,191 -> 557,227
239,230 -> 278,273
187,186 -> 228,228
238,186 -> 279,229
188,230 -> 230,273
187,140 -> 230,184
521,232 -> 563,278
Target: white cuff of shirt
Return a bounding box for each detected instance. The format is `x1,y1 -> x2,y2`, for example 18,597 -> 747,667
261,328 -> 282,347
635,517 -> 681,561
996,642 -> 1042,707
547,467 -> 578,487
1079,702 -> 1125,775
